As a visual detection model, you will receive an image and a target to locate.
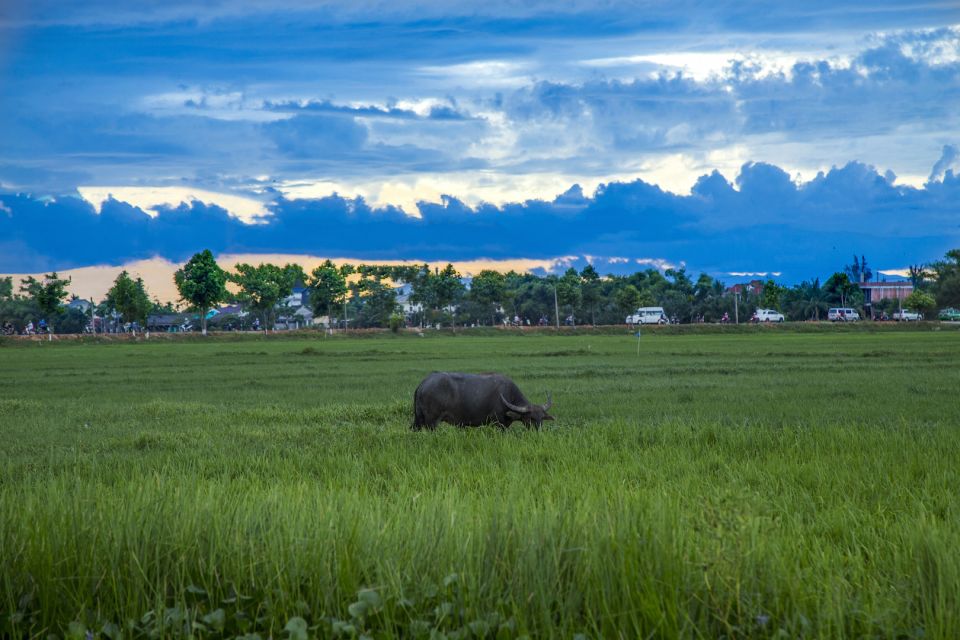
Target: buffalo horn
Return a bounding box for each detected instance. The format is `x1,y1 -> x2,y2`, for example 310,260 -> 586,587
543,392 -> 552,411
500,394 -> 530,414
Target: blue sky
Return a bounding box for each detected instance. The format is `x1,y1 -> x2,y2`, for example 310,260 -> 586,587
1,1 -> 958,287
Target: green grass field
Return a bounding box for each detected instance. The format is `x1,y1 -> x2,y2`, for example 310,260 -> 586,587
2,327 -> 959,639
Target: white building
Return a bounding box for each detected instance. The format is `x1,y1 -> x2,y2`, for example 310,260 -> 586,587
395,283 -> 422,317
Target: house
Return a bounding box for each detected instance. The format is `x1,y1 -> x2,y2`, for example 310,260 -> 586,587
858,280 -> 913,303
395,283 -> 422,317
67,298 -> 94,313
281,281 -> 309,308
293,306 -> 315,327
272,305 -> 314,330
215,304 -> 248,317
206,304 -> 250,330
726,280 -> 764,296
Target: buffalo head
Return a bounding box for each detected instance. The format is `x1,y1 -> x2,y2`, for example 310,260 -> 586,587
500,392 -> 554,429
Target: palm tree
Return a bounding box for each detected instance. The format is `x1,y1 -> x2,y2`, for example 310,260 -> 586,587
908,264 -> 929,289
800,279 -> 829,320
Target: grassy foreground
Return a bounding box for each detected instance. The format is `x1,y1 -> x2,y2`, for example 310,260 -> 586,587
1,329 -> 959,639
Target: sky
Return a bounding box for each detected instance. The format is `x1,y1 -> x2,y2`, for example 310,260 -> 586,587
1,1 -> 959,298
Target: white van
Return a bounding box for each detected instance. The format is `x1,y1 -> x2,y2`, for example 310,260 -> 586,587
828,307 -> 861,322
754,308 -> 785,323
626,307 -> 668,325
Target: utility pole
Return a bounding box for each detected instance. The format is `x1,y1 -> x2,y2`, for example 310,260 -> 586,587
553,285 -> 560,329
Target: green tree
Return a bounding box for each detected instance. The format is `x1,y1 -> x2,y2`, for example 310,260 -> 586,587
692,274 -> 727,322
151,299 -> 178,314
20,272 -> 71,336
860,256 -> 873,283
470,270 -> 506,325
664,268 -> 694,297
781,279 -> 827,321
615,284 -> 642,322
908,264 -> 931,290
354,275 -> 399,328
174,250 -> 229,336
432,264 -> 465,322
501,270 -> 522,322
931,250 -> 960,309
661,268 -> 695,323
904,290 -> 937,318
508,276 -> 555,326
824,272 -> 857,307
579,265 -> 602,325
408,263 -> 465,327
308,260 -> 353,328
0,277 -> 12,301
661,290 -> 692,323
556,268 -> 582,323
759,280 -> 787,310
843,255 -> 872,283
231,263 -> 302,332
106,271 -> 152,332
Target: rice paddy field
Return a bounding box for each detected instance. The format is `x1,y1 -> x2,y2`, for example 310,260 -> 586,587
1,325 -> 959,639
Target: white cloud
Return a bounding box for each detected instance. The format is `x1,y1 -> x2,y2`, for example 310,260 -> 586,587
417,60 -> 534,88
728,271 -> 782,277
883,25 -> 960,65
77,186 -> 271,223
636,258 -> 679,271
581,50 -> 854,82
877,268 -> 911,278
139,87 -> 284,122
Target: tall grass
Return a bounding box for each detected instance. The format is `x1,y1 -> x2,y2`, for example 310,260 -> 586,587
1,331 -> 959,638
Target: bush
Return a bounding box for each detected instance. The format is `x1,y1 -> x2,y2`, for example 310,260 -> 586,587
905,290 -> 937,318
388,313 -> 405,333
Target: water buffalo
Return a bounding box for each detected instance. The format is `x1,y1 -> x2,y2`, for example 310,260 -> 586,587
412,372 -> 554,431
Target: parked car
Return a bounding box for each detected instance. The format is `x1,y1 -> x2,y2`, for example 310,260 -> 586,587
938,308 -> 960,321
828,307 -> 861,322
754,308 -> 785,323
892,310 -> 922,321
626,307 -> 668,325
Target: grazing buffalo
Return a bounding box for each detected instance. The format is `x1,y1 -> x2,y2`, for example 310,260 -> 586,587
412,372 -> 554,431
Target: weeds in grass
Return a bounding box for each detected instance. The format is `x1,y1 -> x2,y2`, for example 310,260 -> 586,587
1,331 -> 959,638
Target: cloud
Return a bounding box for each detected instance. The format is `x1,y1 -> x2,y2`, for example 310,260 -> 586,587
6,1 -> 957,34
728,271 -> 783,277
500,31 -> 960,173
263,114 -> 369,159
636,258 -> 680,270
2,19 -> 957,201
77,186 -> 270,223
2,156 -> 958,283
929,144 -> 960,182
878,268 -> 911,278
264,98 -> 472,121
1,2 -> 958,279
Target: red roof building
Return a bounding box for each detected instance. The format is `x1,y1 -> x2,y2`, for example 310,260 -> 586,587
858,281 -> 913,303
726,279 -> 764,296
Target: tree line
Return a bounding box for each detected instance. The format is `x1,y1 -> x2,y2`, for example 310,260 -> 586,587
3,249 -> 960,335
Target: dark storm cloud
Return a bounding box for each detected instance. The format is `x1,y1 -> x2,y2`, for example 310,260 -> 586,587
2,159 -> 957,281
